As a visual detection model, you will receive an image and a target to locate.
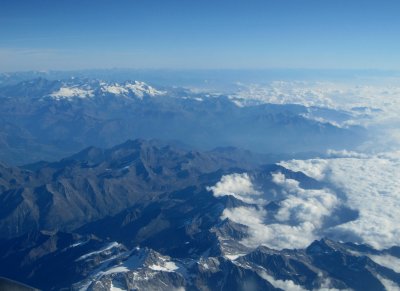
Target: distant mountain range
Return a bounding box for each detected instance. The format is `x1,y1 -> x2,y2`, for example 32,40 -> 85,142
0,77 -> 365,165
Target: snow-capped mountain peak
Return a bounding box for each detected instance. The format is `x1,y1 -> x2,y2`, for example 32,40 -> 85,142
99,80 -> 165,98
50,86 -> 94,100
101,83 -> 129,95
48,80 -> 165,100
125,81 -> 165,98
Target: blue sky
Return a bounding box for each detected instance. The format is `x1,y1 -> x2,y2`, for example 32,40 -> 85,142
1,0 -> 400,71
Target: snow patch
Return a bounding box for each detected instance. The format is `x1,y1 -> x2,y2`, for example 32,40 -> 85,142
225,254 -> 245,260
50,87 -> 94,100
125,81 -> 165,98
149,261 -> 178,272
102,84 -> 128,95
76,242 -> 121,261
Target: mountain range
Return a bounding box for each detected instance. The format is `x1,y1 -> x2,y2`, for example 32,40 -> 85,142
0,78 -> 365,165
0,139 -> 399,290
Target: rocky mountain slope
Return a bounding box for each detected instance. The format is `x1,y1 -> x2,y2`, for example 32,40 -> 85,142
0,139 -> 399,290
0,139 -> 263,239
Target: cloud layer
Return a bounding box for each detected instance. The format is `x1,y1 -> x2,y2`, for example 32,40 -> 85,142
280,153 -> 400,250
209,171 -> 340,250
208,151 -> 400,251
232,81 -> 400,150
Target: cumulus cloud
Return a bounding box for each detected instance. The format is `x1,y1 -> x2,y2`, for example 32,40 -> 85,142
222,206 -> 314,250
279,159 -> 329,181
221,207 -> 266,228
213,172 -> 340,250
210,153 -> 400,281
207,173 -> 262,204
280,154 -> 400,250
271,172 -> 339,224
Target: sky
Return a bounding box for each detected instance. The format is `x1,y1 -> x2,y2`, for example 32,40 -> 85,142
1,0 -> 400,71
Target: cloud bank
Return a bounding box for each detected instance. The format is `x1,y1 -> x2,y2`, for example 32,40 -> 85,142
208,151 -> 400,252
209,171 -> 340,250
280,153 -> 400,250
233,81 -> 400,150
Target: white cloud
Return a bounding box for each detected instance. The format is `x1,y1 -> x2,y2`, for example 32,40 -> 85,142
368,254 -> 400,274
280,155 -> 400,250
259,270 -> 307,291
375,274 -> 400,291
271,172 -> 339,224
234,81 -> 400,122
221,207 -> 266,227
214,172 -> 339,250
258,269 -> 351,291
209,154 -> 400,285
279,159 -> 328,181
207,173 -> 262,204
244,221 -> 320,250
233,81 -> 400,150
